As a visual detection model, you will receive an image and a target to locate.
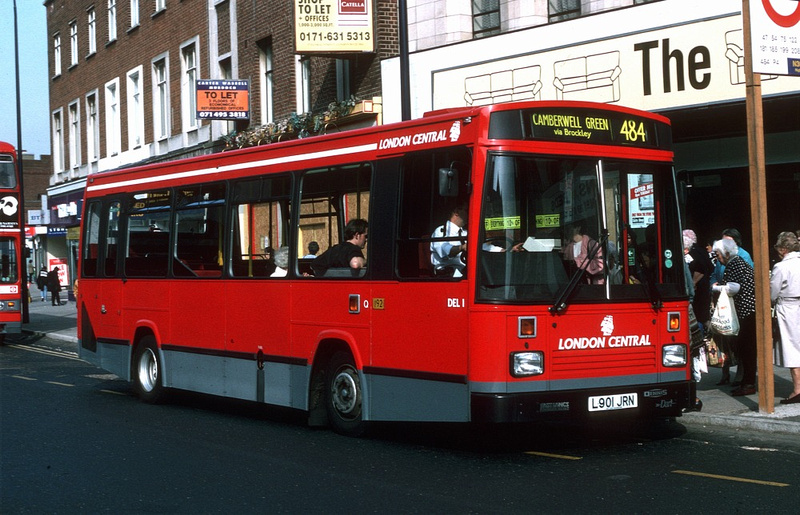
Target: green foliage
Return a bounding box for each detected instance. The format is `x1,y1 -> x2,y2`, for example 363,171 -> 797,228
223,96 -> 359,150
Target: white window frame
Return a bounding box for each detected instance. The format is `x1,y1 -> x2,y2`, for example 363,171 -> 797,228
86,91 -> 100,163
258,40 -> 273,125
68,101 -> 81,169
130,0 -> 139,28
52,109 -> 65,173
105,78 -> 121,156
126,66 -> 145,149
69,21 -> 78,67
180,38 -> 199,132
152,55 -> 170,140
53,33 -> 62,77
155,0 -> 166,13
87,7 -> 97,56
108,0 -> 117,42
295,55 -> 311,114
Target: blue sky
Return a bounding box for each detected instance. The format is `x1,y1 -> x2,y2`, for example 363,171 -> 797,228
0,1 -> 50,158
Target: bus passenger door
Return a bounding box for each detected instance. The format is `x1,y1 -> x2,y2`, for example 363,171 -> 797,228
81,200 -> 124,345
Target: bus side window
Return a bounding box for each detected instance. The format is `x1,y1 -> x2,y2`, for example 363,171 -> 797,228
230,176 -> 292,278
396,147 -> 471,279
104,201 -> 120,276
175,184 -> 226,278
124,189 -> 171,278
298,163 -> 371,277
82,202 -> 101,277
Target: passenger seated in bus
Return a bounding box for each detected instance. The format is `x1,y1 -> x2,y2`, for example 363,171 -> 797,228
311,219 -> 368,276
304,241 -> 319,259
271,247 -> 289,277
431,207 -> 467,277
563,225 -> 604,284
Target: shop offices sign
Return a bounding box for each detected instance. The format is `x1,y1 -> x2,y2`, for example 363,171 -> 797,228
748,0 -> 800,75
294,0 -> 374,53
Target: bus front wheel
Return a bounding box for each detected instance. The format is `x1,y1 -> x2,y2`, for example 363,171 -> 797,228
133,336 -> 165,403
325,351 -> 366,437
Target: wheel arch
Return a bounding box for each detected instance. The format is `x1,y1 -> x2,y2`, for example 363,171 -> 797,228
307,336 -> 362,428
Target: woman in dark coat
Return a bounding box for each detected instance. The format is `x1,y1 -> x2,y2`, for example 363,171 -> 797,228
47,267 -> 62,306
712,239 -> 756,397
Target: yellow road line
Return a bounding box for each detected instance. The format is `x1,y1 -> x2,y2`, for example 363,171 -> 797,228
525,451 -> 582,460
673,470 -> 789,487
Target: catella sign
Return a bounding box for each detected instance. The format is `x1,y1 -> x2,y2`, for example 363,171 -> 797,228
294,0 -> 374,53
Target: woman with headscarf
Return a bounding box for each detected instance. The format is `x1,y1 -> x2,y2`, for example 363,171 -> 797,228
771,231 -> 800,404
712,238 -> 756,397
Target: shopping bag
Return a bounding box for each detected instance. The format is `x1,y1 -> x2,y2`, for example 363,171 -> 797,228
773,311 -> 784,367
710,290 -> 740,336
705,337 -> 728,368
695,345 -> 708,374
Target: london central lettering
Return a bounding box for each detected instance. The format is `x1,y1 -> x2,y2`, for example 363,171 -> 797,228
558,335 -> 651,350
379,129 -> 447,150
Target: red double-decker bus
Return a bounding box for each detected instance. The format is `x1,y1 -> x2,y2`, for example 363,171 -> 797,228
79,101 -> 691,435
0,141 -> 24,343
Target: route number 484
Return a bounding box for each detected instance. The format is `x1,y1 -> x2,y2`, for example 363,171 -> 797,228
619,119 -> 647,143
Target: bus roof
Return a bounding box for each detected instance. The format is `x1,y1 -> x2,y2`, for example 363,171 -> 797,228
85,100 -> 671,195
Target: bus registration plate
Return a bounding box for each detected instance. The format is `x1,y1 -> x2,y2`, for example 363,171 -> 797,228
588,393 -> 638,412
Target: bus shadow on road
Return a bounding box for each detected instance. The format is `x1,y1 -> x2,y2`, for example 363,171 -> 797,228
367,417 -> 687,453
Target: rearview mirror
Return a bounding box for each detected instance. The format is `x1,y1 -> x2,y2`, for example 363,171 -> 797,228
438,165 -> 459,197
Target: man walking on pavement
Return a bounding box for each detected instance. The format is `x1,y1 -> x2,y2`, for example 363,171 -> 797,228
37,266 -> 48,302
47,267 -> 62,306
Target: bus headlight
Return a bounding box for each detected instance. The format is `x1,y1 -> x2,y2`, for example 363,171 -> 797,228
663,344 -> 687,367
510,351 -> 544,377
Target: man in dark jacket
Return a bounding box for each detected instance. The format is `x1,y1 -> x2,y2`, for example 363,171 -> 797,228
47,267 -> 62,306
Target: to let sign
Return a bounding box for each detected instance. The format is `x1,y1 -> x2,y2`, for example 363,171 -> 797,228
196,80 -> 250,120
748,0 -> 800,76
295,0 -> 374,53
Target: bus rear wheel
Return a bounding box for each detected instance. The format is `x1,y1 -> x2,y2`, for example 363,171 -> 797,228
133,336 -> 165,403
325,351 -> 366,437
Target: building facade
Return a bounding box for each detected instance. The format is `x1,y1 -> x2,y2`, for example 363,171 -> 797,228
383,0 -> 800,259
45,0 -> 397,290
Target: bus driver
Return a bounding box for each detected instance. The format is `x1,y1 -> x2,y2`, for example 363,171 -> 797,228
431,207 -> 467,277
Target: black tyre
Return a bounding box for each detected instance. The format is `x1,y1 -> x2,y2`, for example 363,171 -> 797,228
325,351 -> 366,437
133,336 -> 165,403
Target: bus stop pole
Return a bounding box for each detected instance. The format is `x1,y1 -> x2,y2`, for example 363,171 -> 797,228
742,0 -> 773,414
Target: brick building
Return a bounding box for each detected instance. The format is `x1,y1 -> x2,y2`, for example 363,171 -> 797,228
45,0 -> 398,288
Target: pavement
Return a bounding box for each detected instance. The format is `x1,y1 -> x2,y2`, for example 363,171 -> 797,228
16,286 -> 800,435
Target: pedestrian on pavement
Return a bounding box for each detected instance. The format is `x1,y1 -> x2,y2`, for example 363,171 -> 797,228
770,231 -> 800,404
47,267 -> 62,306
37,266 -> 48,302
712,238 -> 757,397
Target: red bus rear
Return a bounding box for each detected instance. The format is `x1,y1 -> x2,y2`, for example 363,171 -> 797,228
0,142 -> 24,342
78,101 -> 691,435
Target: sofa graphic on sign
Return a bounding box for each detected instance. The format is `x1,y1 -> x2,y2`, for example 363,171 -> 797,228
724,30 -> 777,85
553,51 -> 622,103
463,65 -> 543,106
